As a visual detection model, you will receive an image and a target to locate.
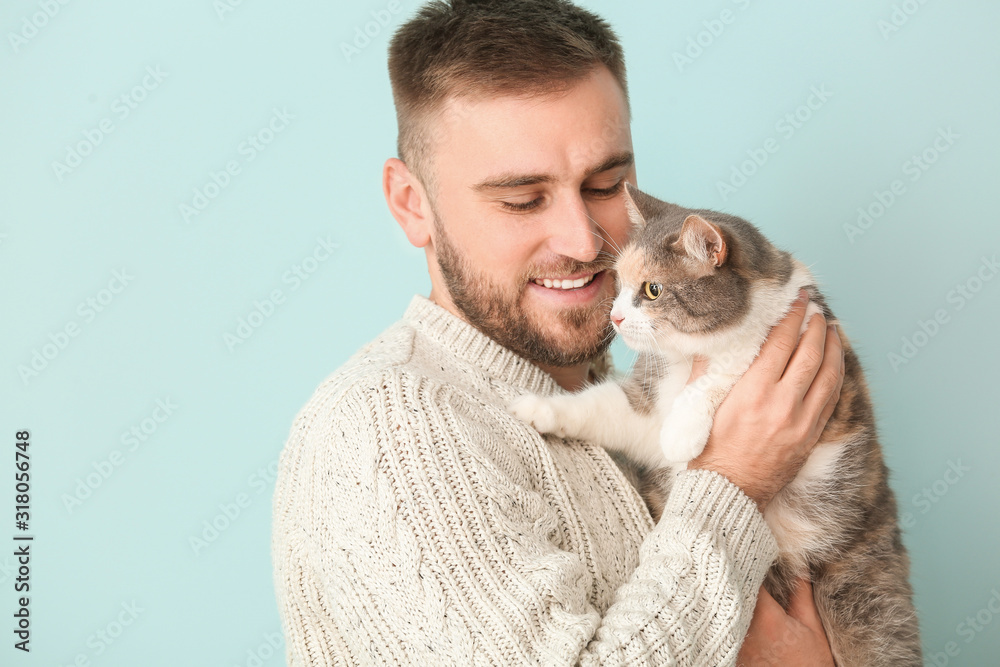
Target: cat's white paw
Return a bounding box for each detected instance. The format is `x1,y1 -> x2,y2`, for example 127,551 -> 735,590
508,394 -> 567,437
659,410 -> 712,464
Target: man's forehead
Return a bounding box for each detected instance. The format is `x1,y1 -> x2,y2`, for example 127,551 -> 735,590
425,74 -> 632,183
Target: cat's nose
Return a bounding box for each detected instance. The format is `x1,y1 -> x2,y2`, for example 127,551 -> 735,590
611,313 -> 624,327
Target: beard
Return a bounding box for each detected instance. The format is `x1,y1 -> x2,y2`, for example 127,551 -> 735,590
432,215 -> 616,368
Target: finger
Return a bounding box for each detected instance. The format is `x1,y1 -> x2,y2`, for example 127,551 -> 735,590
745,585 -> 792,653
745,291 -> 809,382
803,324 -> 844,419
786,578 -> 829,638
779,312 -> 828,395
751,584 -> 787,626
811,340 -> 845,436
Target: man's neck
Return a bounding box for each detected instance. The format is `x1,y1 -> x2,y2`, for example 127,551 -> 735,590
533,360 -> 591,393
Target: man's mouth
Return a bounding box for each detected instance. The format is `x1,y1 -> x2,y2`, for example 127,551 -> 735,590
531,272 -> 599,290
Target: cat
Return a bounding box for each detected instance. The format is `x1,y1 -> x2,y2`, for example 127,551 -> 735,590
509,183 -> 922,666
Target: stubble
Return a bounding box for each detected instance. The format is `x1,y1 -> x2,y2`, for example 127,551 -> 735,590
432,214 -> 616,368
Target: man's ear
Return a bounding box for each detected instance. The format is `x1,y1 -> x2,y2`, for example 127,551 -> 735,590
383,157 -> 432,248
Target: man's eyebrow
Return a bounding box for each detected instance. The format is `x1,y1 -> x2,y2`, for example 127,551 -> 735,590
585,151 -> 634,179
472,173 -> 556,192
472,151 -> 635,192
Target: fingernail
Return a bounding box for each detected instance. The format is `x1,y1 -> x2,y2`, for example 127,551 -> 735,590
797,289 -> 808,303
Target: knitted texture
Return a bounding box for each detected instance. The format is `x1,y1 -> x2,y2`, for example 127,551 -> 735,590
272,295 -> 779,666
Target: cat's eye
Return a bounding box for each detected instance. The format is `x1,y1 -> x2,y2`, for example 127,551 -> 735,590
643,282 -> 662,300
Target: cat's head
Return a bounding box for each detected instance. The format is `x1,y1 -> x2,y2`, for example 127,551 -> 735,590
609,183 -> 792,354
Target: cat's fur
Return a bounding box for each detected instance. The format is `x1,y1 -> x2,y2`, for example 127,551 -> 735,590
509,184 -> 921,666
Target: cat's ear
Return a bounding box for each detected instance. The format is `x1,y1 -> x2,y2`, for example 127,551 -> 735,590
623,182 -> 673,228
623,182 -> 647,228
676,214 -> 728,268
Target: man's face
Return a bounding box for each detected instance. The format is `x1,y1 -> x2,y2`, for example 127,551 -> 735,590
422,66 -> 635,368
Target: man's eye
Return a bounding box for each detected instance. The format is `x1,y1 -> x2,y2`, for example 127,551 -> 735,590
500,198 -> 542,212
585,180 -> 625,198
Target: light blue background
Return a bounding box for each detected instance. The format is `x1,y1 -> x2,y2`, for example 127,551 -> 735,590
2,0 -> 998,664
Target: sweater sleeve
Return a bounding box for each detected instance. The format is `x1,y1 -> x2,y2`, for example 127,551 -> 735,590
272,375 -> 779,666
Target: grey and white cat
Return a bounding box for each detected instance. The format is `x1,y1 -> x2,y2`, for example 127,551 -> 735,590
509,184 -> 921,666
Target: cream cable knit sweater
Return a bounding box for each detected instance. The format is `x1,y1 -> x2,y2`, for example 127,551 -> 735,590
272,295 -> 779,666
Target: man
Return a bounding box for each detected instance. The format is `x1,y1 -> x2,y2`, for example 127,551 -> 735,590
272,1 -> 844,664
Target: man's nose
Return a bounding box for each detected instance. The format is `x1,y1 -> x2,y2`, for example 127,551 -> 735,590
546,196 -> 602,263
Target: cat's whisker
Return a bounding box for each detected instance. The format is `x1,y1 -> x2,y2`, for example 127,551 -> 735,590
597,317 -> 618,342
593,249 -> 618,264
647,321 -> 681,357
638,330 -> 663,406
586,215 -> 625,256
598,333 -> 618,353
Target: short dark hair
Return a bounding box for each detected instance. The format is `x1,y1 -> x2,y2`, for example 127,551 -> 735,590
388,0 -> 629,186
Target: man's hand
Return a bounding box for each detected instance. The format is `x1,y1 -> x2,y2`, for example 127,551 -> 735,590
737,579 -> 836,666
687,291 -> 845,510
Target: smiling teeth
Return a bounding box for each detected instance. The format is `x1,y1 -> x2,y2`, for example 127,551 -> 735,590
533,273 -> 596,290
